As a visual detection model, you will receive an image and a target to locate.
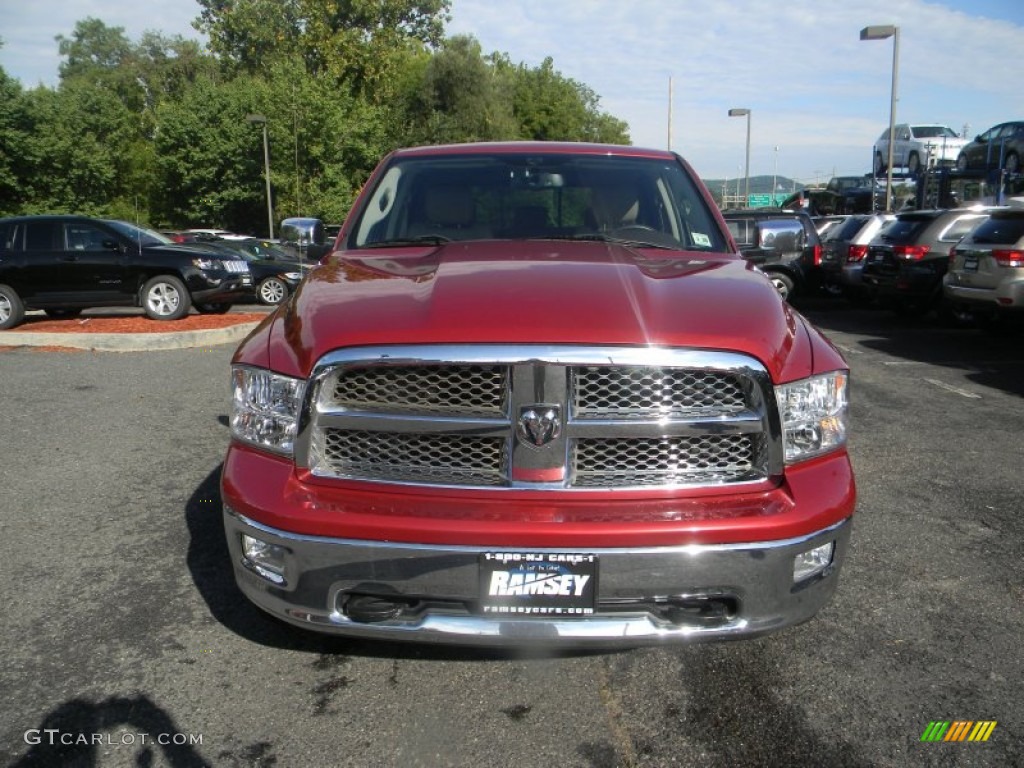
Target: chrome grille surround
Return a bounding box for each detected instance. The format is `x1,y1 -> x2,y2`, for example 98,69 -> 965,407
297,345 -> 783,491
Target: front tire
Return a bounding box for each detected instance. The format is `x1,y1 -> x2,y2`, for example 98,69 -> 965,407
765,271 -> 795,301
956,153 -> 968,172
257,277 -> 289,305
0,283 -> 26,330
873,152 -> 886,176
907,152 -> 921,176
142,275 -> 191,321
1005,152 -> 1020,174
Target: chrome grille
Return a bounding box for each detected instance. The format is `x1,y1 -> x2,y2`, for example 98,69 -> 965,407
572,435 -> 766,488
330,365 -> 506,417
301,346 -> 780,490
315,429 -> 507,486
573,366 -> 746,418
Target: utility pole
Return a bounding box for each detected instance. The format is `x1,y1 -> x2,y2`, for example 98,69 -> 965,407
667,76 -> 673,151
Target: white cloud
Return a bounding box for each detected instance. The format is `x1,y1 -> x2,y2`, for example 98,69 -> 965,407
448,0 -> 1024,180
2,0 -> 1021,182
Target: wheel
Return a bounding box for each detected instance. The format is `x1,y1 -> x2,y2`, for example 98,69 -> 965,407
257,277 -> 289,305
873,152 -> 886,176
44,308 -> 83,319
956,153 -> 968,172
1004,152 -> 1020,174
0,283 -> 26,330
907,152 -> 921,176
765,271 -> 795,301
142,275 -> 191,320
194,303 -> 232,314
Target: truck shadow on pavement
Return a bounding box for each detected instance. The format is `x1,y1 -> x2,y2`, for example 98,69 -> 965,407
185,465 -> 609,663
11,695 -> 208,768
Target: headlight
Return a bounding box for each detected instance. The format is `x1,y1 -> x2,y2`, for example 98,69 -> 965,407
192,257 -> 216,270
775,371 -> 848,463
230,367 -> 306,455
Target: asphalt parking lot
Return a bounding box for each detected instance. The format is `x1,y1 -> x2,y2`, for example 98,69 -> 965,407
1,300 -> 1021,767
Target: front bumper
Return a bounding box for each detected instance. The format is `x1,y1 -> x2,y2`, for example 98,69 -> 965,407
188,272 -> 253,304
223,506 -> 853,647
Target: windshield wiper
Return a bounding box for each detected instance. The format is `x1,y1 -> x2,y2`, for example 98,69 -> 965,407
548,233 -> 679,251
364,235 -> 451,248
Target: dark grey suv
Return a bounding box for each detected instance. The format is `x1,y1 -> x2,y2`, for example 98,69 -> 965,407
721,208 -> 823,301
0,215 -> 253,330
860,208 -> 992,315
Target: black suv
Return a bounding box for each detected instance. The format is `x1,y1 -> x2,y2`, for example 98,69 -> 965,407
721,208 -> 823,300
0,215 -> 253,329
861,208 -> 993,315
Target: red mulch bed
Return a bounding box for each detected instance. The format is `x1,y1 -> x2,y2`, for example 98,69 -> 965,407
5,312 -> 267,334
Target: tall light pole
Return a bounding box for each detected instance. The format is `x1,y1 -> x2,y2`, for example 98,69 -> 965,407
246,113 -> 274,239
667,76 -> 673,151
860,25 -> 900,212
773,145 -> 779,205
728,108 -> 751,204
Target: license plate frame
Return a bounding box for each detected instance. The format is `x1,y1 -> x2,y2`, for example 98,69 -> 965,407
478,552 -> 598,617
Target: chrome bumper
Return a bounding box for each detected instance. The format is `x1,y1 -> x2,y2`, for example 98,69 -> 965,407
944,276 -> 1024,311
224,507 -> 852,647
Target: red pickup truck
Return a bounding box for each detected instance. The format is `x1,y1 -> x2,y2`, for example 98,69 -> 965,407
222,142 -> 855,646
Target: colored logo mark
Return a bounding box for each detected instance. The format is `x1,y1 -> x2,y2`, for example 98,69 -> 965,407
920,721 -> 997,742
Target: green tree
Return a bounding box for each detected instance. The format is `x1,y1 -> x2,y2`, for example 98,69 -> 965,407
402,35 -> 518,145
43,18 -> 222,221
152,74 -> 275,231
13,83 -> 128,215
195,0 -> 450,98
0,61 -> 31,215
508,56 -> 629,144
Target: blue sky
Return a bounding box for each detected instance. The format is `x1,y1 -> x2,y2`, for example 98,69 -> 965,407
2,0 -> 1022,184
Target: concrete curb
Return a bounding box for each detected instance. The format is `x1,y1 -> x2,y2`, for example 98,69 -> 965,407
0,322 -> 259,352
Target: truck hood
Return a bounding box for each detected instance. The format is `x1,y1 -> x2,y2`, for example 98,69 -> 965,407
249,240 -> 812,381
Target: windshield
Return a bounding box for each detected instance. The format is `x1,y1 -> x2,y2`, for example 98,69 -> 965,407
102,220 -> 172,246
823,215 -> 868,241
912,126 -> 959,139
347,152 -> 728,252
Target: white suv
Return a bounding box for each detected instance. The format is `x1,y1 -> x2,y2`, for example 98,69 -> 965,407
873,124 -> 968,176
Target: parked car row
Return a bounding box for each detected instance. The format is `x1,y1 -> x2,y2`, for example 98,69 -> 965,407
0,215 -> 311,330
872,120 -> 1024,178
813,206 -> 1024,332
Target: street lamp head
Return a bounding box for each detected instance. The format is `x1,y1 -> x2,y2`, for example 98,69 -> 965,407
860,25 -> 897,40
728,108 -> 750,117
246,113 -> 267,124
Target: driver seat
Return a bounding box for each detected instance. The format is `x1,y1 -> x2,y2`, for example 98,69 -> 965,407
586,183 -> 641,231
